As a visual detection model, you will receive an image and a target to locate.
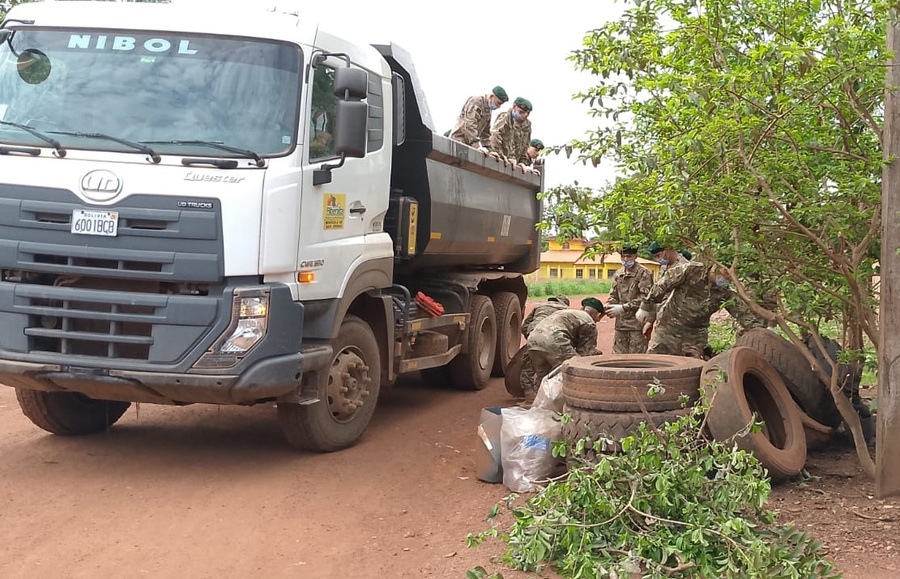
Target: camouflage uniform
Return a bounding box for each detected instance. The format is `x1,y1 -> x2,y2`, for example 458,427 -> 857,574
449,94 -> 492,148
607,262 -> 654,353
490,112 -> 530,162
521,309 -> 598,401
522,301 -> 568,338
511,118 -> 532,164
642,260 -> 733,357
519,299 -> 568,400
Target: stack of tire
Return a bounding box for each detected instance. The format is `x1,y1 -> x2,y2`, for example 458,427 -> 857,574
559,354 -> 705,464
701,346 -> 808,480
732,329 -> 872,448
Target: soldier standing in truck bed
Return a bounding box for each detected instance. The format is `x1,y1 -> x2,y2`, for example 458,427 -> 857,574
448,86 -> 508,149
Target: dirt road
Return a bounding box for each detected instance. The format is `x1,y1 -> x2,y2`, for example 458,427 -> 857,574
0,310 -> 896,578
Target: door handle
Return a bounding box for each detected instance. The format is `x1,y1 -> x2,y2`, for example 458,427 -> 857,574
349,205 -> 367,215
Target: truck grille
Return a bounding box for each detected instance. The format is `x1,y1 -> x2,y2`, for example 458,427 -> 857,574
0,185 -> 225,366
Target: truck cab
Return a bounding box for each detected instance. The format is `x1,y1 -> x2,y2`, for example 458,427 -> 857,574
0,1 -> 541,451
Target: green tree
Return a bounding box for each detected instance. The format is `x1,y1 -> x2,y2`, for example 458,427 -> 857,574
547,0 -> 886,475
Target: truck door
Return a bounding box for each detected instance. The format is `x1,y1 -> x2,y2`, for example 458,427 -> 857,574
297,60 -> 374,301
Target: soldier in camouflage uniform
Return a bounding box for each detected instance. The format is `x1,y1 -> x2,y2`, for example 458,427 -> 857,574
489,97 -> 532,163
448,86 -> 508,148
520,297 -> 604,404
648,241 -> 689,279
605,246 -> 654,353
636,259 -> 760,358
521,138 -> 544,171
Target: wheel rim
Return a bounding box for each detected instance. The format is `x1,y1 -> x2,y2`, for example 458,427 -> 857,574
477,316 -> 495,371
326,346 -> 372,423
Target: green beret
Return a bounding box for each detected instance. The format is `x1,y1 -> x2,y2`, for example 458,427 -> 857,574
492,86 -> 508,102
581,297 -> 604,313
513,97 -> 533,112
647,241 -> 664,255
621,246 -> 638,255
530,138 -> 544,149
677,248 -> 693,260
548,294 -> 570,306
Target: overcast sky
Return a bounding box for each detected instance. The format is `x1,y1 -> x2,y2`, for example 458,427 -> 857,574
184,0 -> 624,190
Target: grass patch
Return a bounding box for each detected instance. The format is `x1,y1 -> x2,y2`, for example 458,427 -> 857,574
527,280 -> 612,299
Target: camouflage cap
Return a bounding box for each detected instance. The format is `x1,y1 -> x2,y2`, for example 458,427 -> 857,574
530,138 -> 544,149
514,97 -> 533,112
581,297 -> 604,313
548,294 -> 570,306
492,86 -> 509,102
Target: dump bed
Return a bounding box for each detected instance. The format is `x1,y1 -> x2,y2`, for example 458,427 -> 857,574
375,44 -> 542,276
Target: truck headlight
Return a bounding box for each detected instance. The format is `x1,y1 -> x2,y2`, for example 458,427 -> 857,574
195,288 -> 270,368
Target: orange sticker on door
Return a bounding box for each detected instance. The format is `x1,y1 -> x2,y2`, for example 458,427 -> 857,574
323,194 -> 346,230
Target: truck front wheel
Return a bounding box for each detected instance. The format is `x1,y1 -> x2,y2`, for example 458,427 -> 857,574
15,389 -> 131,435
278,315 -> 382,451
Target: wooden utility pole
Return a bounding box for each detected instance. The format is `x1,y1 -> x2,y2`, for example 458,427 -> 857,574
877,15 -> 900,498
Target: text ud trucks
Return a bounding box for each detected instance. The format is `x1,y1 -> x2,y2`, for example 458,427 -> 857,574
0,1 -> 542,450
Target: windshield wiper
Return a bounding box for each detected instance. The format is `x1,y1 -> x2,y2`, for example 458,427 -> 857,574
143,140 -> 265,168
0,120 -> 66,157
50,131 -> 161,164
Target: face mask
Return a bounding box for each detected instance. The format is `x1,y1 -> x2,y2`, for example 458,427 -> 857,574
656,258 -> 668,266
512,110 -> 521,121
623,260 -> 635,268
488,101 -> 498,111
715,277 -> 729,288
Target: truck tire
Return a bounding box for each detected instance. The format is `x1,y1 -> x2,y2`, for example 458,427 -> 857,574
15,389 -> 130,435
735,329 -> 839,426
490,291 -> 522,377
449,295 -> 496,390
562,354 -> 703,412
701,347 -> 807,480
504,345 -> 527,397
561,404 -> 689,463
278,315 -> 381,452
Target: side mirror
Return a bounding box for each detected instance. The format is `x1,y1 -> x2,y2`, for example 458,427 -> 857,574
333,100 -> 367,158
17,49 -> 51,85
333,67 -> 367,99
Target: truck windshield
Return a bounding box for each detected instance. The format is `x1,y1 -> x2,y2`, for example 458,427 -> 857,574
0,29 -> 301,157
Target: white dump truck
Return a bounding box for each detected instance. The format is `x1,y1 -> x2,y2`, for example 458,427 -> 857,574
0,1 -> 542,450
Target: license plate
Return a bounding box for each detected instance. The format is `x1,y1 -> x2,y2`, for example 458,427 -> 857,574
71,209 -> 119,237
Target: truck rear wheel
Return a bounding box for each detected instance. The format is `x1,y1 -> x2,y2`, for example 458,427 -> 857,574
490,291 -> 522,377
278,315 -> 381,451
449,295 -> 496,390
15,389 -> 130,435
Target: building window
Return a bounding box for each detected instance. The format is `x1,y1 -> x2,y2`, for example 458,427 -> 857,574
550,267 -> 558,279
589,268 -> 596,279
575,269 -> 584,279
607,268 -> 618,279
561,241 -> 570,250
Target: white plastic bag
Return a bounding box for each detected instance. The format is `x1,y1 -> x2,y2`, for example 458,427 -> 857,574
500,407 -> 562,492
532,367 -> 564,413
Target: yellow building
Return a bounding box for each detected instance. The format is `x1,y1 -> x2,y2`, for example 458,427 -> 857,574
528,238 -> 660,281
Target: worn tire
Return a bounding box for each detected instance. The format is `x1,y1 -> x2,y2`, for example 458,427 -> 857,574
562,354 -> 703,412
504,345 -> 527,397
561,404 -> 689,462
15,389 -> 130,435
490,292 -> 522,377
702,347 -> 807,480
278,315 -> 381,451
449,295 -> 496,390
735,329 -> 839,427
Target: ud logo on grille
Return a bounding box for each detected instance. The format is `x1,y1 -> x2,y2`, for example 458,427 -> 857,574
80,170 -> 122,202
